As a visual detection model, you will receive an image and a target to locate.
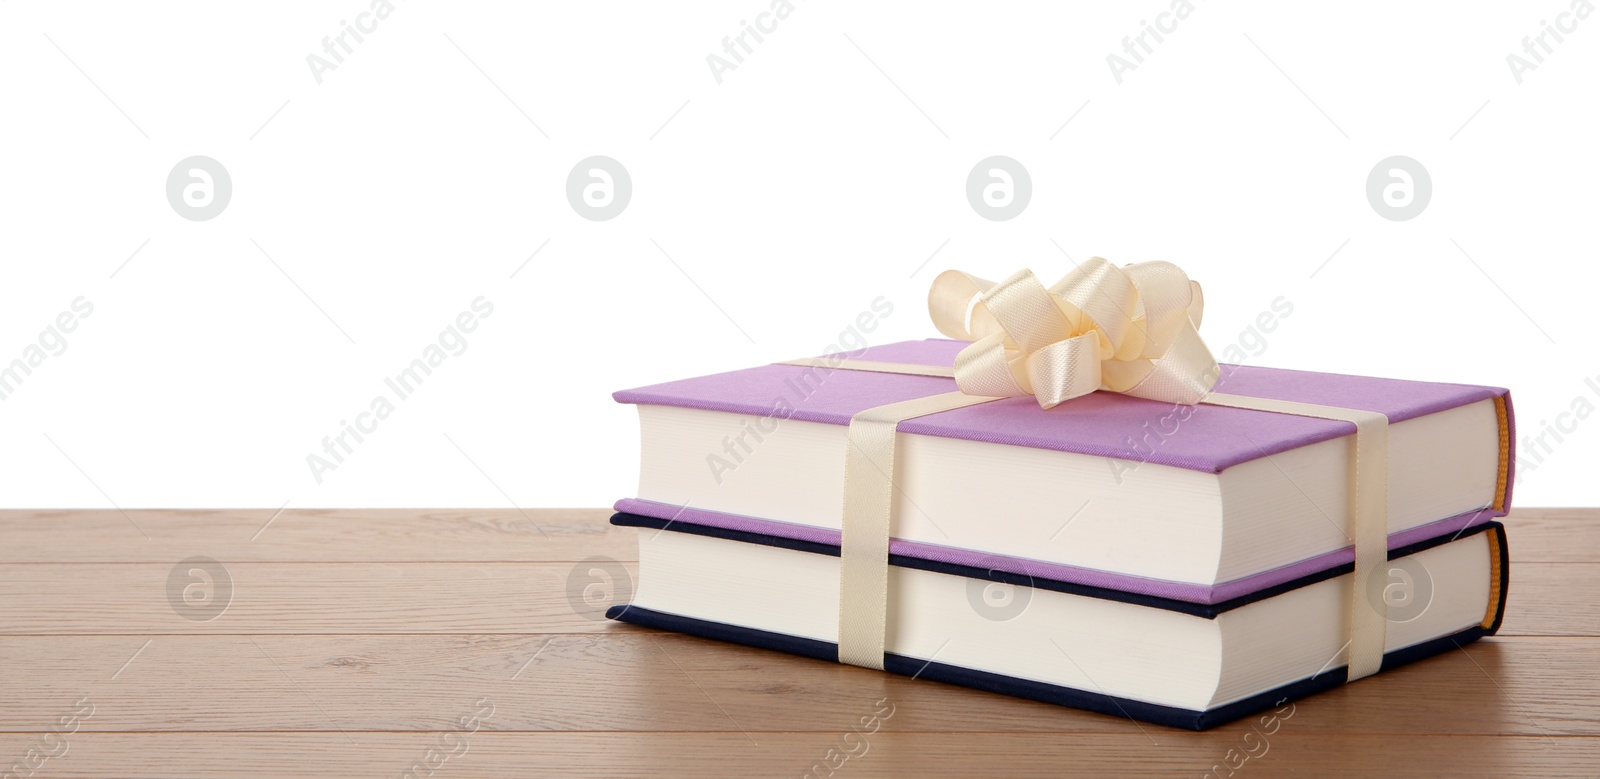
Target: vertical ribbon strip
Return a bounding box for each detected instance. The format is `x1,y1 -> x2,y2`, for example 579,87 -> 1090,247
1204,393 -> 1389,681
836,391 -> 1006,669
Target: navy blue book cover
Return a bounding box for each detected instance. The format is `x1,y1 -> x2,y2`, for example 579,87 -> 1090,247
607,516 -> 1509,730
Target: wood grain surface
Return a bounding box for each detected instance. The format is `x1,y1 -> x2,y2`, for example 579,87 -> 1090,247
0,507 -> 1594,778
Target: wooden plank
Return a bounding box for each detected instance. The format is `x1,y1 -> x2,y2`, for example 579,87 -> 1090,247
0,562 -> 635,634
0,509 -> 634,563
0,508 -> 1592,779
5,507 -> 1585,566
0,634 -> 1586,736
1496,562 -> 1600,636
0,732 -> 1593,778
1,560 -> 1591,636
1502,508 -> 1600,562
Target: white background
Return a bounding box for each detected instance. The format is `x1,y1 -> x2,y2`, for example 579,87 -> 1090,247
1,1 -> 1595,509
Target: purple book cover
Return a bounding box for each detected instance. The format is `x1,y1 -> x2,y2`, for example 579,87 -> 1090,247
615,338 -> 1514,482
613,338 -> 1515,602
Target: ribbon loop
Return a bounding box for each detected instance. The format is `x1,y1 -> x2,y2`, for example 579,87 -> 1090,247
930,258 -> 1218,409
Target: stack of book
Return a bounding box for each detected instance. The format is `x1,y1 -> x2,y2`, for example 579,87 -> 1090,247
606,337 -> 1512,729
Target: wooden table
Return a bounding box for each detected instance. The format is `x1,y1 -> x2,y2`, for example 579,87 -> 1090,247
1,508 -> 1595,778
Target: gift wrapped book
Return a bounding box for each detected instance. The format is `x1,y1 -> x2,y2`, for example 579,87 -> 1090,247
606,260 -> 1513,730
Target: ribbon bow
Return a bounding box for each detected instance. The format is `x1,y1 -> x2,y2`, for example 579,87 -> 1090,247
928,258 -> 1219,408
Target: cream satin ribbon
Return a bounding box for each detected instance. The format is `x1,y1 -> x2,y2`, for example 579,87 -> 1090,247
1205,393 -> 1389,681
929,259 -> 1217,407
779,259 -> 1390,682
832,391 -> 1003,669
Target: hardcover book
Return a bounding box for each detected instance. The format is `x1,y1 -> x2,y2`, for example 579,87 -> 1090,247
606,338 -> 1515,727
614,339 -> 1513,600
608,515 -> 1508,730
